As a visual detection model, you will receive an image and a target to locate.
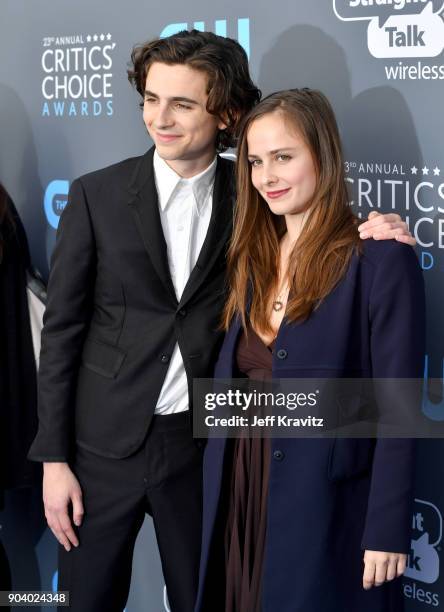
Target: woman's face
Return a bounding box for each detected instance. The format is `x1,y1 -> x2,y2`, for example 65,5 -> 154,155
247,111 -> 317,217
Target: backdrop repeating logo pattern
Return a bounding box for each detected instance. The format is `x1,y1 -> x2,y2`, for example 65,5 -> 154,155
4,3 -> 440,610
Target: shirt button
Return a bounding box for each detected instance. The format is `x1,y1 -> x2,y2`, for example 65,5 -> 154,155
276,349 -> 288,360
273,450 -> 284,461
178,308 -> 187,318
160,354 -> 170,364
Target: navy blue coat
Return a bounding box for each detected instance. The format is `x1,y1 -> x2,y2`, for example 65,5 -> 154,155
196,240 -> 425,612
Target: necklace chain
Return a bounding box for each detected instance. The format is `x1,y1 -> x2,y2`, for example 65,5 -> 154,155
272,232 -> 297,312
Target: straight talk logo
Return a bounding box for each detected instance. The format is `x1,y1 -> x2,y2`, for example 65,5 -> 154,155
385,60 -> 444,78
333,1 -> 444,80
403,499 -> 441,607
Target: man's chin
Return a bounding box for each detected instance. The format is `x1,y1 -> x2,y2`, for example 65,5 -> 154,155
154,144 -> 184,161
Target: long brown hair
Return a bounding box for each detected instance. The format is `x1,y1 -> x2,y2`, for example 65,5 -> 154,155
223,88 -> 361,334
127,30 -> 261,152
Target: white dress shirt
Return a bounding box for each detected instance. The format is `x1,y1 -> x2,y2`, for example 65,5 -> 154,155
153,149 -> 217,415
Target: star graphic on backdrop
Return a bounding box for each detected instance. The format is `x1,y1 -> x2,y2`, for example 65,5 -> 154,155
100,34 -> 105,41
106,33 -> 112,40
433,167 -> 440,176
411,166 -> 418,175
93,34 -> 98,42
86,35 -> 91,43
422,166 -> 429,175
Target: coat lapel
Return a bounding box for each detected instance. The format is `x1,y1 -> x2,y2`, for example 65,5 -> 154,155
179,155 -> 235,308
126,147 -> 177,304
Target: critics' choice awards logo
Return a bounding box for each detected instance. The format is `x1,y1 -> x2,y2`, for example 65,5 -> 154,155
345,160 -> 444,269
333,1 -> 444,80
41,33 -> 116,117
404,499 -> 442,606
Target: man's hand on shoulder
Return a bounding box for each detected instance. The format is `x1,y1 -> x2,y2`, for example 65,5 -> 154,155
43,462 -> 84,551
358,211 -> 416,246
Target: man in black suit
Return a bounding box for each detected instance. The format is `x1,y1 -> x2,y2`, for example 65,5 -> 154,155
28,30 -> 414,612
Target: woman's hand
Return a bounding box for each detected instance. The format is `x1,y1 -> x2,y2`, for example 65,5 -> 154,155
362,550 -> 407,589
358,211 -> 416,245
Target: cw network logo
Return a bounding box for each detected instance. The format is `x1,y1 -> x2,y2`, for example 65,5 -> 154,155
404,498 -> 441,607
44,180 -> 69,229
160,18 -> 250,58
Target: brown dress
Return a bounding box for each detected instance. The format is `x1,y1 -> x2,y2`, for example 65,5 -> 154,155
224,328 -> 274,612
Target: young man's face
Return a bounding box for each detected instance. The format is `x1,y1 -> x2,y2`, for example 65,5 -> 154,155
143,62 -> 226,174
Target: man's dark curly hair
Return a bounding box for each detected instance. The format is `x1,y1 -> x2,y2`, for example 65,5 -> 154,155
128,30 -> 261,152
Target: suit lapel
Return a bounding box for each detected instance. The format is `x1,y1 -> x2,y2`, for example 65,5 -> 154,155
179,155 -> 235,308
126,147 -> 177,304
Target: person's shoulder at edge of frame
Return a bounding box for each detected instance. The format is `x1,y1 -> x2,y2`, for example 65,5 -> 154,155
73,149 -> 152,196
359,235 -> 420,269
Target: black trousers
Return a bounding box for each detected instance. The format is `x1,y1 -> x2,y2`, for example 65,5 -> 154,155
0,542 -> 10,612
0,492 -> 11,612
58,411 -> 203,612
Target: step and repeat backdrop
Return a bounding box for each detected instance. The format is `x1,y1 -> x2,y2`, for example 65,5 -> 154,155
1,1 -> 443,610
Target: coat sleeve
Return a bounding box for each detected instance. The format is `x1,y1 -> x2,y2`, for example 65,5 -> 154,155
28,178 -> 96,462
360,242 -> 425,553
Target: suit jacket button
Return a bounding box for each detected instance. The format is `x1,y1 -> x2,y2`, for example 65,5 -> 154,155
276,349 -> 288,360
273,450 -> 284,461
178,308 -> 187,318
160,354 -> 170,364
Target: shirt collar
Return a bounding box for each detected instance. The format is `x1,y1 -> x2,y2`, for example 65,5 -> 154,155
153,149 -> 217,216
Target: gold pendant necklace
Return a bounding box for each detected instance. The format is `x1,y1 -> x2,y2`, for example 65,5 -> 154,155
272,280 -> 288,312
272,299 -> 284,312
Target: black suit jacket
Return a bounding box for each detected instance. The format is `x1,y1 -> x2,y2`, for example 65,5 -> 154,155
28,147 -> 235,460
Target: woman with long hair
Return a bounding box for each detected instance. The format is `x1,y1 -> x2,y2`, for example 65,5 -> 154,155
0,184 -> 39,492
0,184 -> 39,596
196,90 -> 425,611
